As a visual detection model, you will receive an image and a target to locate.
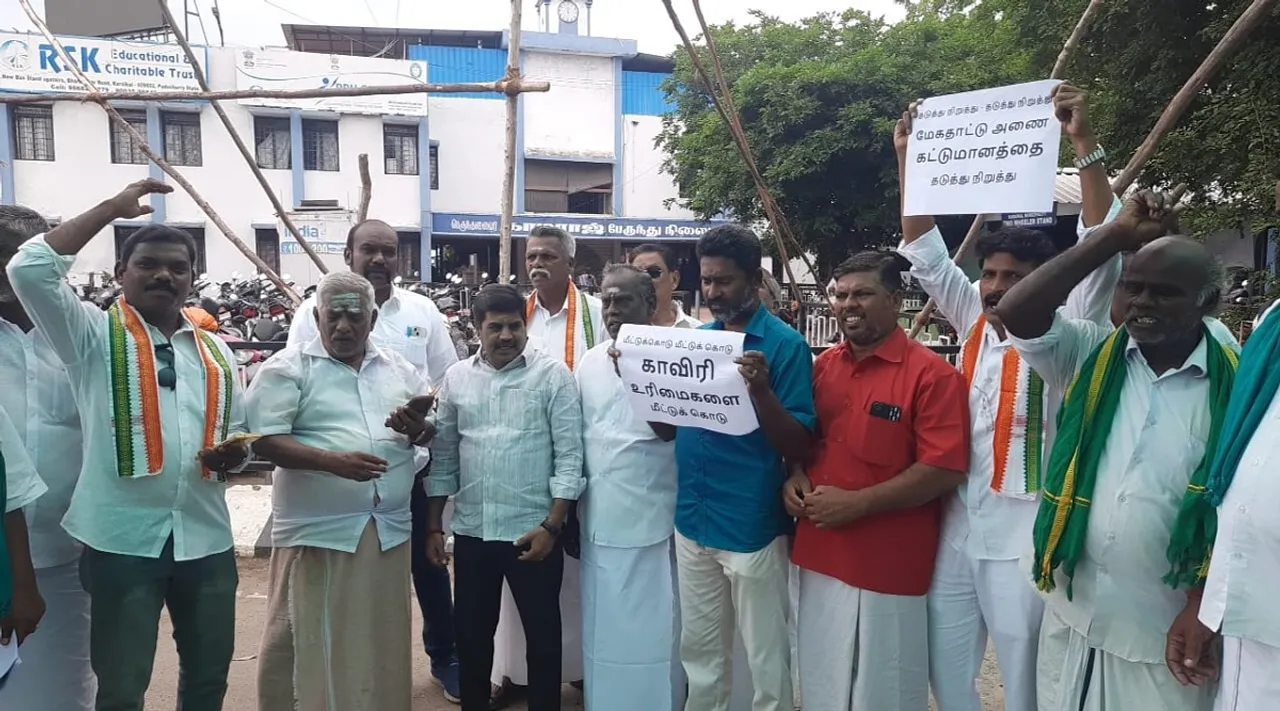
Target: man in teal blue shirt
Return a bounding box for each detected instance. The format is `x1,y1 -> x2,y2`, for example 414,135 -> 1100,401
674,225 -> 816,711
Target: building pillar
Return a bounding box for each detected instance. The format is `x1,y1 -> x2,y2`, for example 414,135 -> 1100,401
145,105 -> 167,223
419,116 -> 434,282
289,109 -> 304,209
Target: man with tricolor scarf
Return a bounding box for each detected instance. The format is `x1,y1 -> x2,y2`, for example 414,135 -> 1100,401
489,225 -> 605,705
6,179 -> 252,711
995,186 -> 1236,711
896,83 -> 1122,711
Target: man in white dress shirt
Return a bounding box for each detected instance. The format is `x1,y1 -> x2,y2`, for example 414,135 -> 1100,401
628,243 -> 702,329
995,189 -> 1233,711
251,272 -> 431,711
287,218 -> 462,700
490,226 -> 604,703
578,264 -> 682,711
0,205 -> 93,710
895,84 -> 1121,711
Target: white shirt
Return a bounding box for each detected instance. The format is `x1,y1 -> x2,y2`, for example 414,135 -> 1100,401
671,302 -> 703,329
2,404 -> 46,515
527,286 -> 607,369
1200,301 -> 1280,648
289,285 -> 458,471
247,338 -> 426,553
1010,314 -> 1241,664
7,236 -> 249,561
896,198 -> 1123,562
0,317 -> 83,568
576,342 -> 678,549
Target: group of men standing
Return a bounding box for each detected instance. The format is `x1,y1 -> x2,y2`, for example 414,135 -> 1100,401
1,80 -> 1279,711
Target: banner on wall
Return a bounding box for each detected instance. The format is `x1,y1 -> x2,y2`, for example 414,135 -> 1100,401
431,213 -> 732,241
233,48 -> 428,116
277,211 -> 353,287
0,31 -> 204,94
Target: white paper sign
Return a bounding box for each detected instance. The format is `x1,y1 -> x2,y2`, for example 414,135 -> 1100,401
903,79 -> 1063,217
616,324 -> 759,436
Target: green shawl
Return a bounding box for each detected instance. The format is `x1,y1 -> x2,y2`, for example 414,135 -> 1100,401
0,450 -> 11,620
1032,325 -> 1238,598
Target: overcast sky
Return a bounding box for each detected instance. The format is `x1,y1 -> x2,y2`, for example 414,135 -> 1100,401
1,0 -> 905,54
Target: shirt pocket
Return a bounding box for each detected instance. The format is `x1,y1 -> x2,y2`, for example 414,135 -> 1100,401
493,387 -> 545,434
850,408 -> 912,470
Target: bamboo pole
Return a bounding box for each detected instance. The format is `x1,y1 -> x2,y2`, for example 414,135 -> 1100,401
357,154 -> 373,224
498,0 -> 523,285
0,81 -> 550,105
156,0 -> 327,275
909,0 -> 1108,338
16,0 -> 302,304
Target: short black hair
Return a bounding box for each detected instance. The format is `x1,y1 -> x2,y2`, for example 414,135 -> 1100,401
628,243 -> 677,272
0,205 -> 49,251
832,250 -> 911,293
472,284 -> 527,325
345,219 -> 394,251
118,225 -> 198,267
974,227 -> 1059,268
602,263 -> 658,311
697,224 -> 762,277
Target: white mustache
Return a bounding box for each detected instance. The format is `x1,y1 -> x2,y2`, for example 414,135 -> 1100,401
530,268 -> 551,280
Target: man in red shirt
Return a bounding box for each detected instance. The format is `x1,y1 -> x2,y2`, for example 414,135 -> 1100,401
786,250 -> 970,709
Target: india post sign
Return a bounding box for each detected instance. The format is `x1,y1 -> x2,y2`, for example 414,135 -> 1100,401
0,32 -> 204,95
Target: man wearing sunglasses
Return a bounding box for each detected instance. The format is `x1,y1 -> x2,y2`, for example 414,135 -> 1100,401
628,243 -> 702,329
6,179 -> 252,711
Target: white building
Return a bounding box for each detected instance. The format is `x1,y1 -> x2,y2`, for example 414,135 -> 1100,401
0,1 -> 725,288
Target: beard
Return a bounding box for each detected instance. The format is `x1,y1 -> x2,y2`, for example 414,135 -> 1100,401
710,294 -> 759,325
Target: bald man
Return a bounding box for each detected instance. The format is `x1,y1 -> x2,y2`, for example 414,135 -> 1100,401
994,192 -> 1232,711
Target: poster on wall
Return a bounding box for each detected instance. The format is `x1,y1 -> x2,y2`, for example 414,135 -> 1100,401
234,48 -> 428,116
277,211 -> 354,288
903,79 -> 1062,217
0,31 -> 204,94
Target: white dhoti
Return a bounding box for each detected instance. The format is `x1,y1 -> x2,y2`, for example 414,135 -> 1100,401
492,552 -> 585,685
581,537 -> 683,711
1215,637 -> 1280,711
928,540 -> 1043,711
257,521 -> 413,711
797,568 -> 929,711
1036,605 -> 1213,711
0,559 -> 94,710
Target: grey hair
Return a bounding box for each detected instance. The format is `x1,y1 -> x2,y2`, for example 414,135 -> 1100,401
316,272 -> 377,316
529,225 -> 576,258
1198,256 -> 1227,314
760,269 -> 783,307
0,205 -> 49,250
602,262 -> 657,311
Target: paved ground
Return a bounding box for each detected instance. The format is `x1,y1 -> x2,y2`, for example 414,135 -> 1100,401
145,556 -> 1004,710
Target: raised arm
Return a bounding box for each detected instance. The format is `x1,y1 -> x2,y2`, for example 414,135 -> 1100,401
894,101 -> 937,245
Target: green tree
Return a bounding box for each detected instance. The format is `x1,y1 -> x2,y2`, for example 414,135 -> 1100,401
658,7 -> 1034,273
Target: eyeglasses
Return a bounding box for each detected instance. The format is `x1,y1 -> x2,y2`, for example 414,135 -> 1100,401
643,267 -> 665,280
155,344 -> 176,390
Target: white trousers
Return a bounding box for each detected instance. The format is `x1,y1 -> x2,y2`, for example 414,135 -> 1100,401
675,532 -> 791,711
928,541 -> 1043,711
581,537 -> 683,711
1036,605 -> 1213,711
491,552 -> 584,685
729,564 -> 801,711
1215,637 -> 1280,711
0,560 -> 94,711
797,568 -> 929,711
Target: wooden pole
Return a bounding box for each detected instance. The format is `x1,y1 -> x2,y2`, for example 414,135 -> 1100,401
0,81 -> 550,105
357,154 -> 374,224
156,0 -> 328,275
16,0 -> 302,304
909,0 -> 1108,338
498,0 -> 523,285
1110,0 -> 1280,194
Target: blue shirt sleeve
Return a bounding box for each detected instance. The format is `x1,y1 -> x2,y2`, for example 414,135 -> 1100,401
770,335 -> 817,432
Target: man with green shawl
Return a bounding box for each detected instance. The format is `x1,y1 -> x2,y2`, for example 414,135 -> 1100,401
994,187 -> 1236,711
1,403 -> 47,656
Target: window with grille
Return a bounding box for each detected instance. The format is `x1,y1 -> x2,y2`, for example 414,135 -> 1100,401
162,112 -> 202,166
429,144 -> 439,190
13,105 -> 54,161
113,225 -> 207,274
254,116 -> 291,170
110,110 -> 148,165
383,124 -> 418,175
255,228 -> 280,274
397,232 -> 421,280
302,119 -> 339,171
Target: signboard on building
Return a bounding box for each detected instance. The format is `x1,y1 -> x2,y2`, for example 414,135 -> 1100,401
0,32 -> 204,95
234,49 -> 428,117
431,213 -> 732,241
277,211 -> 354,287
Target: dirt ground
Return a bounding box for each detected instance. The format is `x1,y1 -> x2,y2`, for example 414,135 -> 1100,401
145,557 -> 1004,710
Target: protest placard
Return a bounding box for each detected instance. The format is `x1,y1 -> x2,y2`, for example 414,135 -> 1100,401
615,324 -> 759,436
903,79 -> 1063,217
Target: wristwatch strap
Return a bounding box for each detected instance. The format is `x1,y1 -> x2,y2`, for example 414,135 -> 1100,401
1074,145 -> 1107,171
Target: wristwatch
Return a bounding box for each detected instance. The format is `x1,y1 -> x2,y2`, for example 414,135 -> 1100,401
540,518 -> 564,537
1074,145 -> 1107,171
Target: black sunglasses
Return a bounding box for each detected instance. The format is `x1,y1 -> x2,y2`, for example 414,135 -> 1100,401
155,344 -> 176,390
643,267 -> 664,280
